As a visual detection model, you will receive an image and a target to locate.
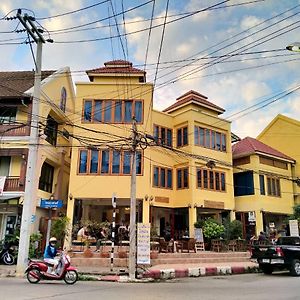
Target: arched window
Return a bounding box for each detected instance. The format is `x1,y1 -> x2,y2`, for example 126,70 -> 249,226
60,87 -> 67,112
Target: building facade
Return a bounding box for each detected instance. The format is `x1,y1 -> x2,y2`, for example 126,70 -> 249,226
66,60 -> 235,242
0,68 -> 75,241
232,137 -> 295,237
257,114 -> 300,205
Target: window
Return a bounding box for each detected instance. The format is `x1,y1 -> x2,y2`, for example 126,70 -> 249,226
101,150 -> 109,174
194,125 -> 227,152
60,87 -> 67,113
259,175 -> 265,195
104,100 -> 112,122
83,100 -> 92,122
112,150 -> 120,174
177,167 -> 189,189
90,150 -> 99,173
134,101 -> 142,123
177,127 -> 188,147
114,101 -> 122,123
39,162 -> 54,193
197,168 -> 225,192
259,156 -> 288,170
82,99 -> 143,124
79,150 -> 88,173
153,166 -> 172,189
153,125 -> 172,147
125,101 -> 133,123
78,149 -> 143,175
123,151 -> 131,174
267,176 -> 281,197
233,171 -> 254,196
44,115 -> 58,146
94,100 -> 103,122
0,107 -> 17,124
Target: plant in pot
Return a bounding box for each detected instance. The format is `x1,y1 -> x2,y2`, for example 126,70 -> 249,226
202,218 -> 225,250
83,239 -> 93,258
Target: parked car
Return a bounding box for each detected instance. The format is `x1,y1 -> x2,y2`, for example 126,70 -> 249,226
251,236 -> 300,276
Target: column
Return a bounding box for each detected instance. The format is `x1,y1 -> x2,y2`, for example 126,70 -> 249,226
188,206 -> 197,238
255,210 -> 264,236
65,195 -> 75,250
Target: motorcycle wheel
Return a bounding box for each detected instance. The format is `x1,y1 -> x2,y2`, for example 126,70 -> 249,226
27,269 -> 41,284
3,253 -> 15,265
64,270 -> 78,285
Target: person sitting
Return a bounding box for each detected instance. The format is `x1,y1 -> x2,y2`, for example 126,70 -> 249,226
77,226 -> 88,242
95,228 -> 107,252
44,237 -> 58,274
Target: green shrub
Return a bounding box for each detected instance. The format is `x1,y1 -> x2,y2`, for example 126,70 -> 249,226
202,218 -> 224,240
51,215 -> 70,248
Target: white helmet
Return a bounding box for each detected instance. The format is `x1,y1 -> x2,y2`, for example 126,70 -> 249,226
49,237 -> 57,243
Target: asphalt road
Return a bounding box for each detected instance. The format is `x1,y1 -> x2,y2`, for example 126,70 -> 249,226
1,272 -> 300,300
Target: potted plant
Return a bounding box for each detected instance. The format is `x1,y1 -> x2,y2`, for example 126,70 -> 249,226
202,218 -> 225,250
83,239 -> 93,258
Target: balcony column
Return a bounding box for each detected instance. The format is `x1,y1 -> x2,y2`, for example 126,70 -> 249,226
53,150 -> 66,201
65,194 -> 75,250
188,206 -> 197,238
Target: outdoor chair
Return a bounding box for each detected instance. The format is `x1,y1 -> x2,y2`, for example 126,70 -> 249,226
159,237 -> 169,253
211,239 -> 223,252
227,240 -> 237,251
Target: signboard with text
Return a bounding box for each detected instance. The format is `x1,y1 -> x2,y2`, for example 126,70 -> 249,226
289,220 -> 299,236
137,223 -> 150,265
40,199 -> 63,209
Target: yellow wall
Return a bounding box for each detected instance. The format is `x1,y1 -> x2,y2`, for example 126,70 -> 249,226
234,153 -> 294,235
67,75 -> 235,238
257,114 -> 300,203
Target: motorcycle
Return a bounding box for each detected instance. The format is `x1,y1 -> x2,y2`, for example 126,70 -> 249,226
0,241 -> 16,265
25,252 -> 78,284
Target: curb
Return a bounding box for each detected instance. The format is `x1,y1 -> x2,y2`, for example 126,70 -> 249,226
141,265 -> 259,281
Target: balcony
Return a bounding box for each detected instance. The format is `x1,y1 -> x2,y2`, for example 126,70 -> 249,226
3,176 -> 25,192
0,123 -> 30,137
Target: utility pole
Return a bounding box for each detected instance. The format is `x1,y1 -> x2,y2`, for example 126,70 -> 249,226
129,118 -> 138,280
15,9 -> 51,275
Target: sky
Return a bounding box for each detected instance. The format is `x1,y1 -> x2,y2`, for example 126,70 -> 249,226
1,0 -> 300,139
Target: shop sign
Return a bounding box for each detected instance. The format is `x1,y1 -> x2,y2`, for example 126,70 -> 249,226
289,220 -> 299,236
40,199 -> 63,209
137,223 -> 150,265
248,211 -> 256,222
194,228 -> 204,242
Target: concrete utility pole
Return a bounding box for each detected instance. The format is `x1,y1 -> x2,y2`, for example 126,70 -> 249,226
16,9 -> 48,275
129,118 -> 138,280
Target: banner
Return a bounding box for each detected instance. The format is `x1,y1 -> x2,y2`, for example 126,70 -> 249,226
137,223 -> 150,265
0,176 -> 6,196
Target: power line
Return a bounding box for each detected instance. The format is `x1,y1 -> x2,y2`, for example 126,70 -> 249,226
36,0 -> 109,20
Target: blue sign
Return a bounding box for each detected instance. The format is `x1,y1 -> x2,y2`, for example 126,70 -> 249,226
40,199 -> 63,209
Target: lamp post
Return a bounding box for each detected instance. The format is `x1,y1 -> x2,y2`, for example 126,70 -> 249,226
45,194 -> 54,245
286,43 -> 300,52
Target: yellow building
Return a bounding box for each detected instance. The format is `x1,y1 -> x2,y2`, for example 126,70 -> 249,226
258,114 -> 300,205
66,60 -> 235,241
232,137 -> 295,237
0,68 -> 75,242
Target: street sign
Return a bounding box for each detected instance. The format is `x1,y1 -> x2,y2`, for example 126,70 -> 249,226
40,199 -> 63,209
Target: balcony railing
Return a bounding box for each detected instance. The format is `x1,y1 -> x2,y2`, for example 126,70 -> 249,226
0,123 -> 30,136
3,176 -> 25,192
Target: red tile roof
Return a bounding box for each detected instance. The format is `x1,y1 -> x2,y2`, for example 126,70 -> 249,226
232,136 -> 294,161
163,90 -> 225,114
0,71 -> 55,99
87,60 -> 145,75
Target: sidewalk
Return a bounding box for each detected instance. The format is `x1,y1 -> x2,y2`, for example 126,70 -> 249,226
0,261 -> 259,281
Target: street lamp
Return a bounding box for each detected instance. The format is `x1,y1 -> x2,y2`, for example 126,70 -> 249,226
286,42 -> 300,52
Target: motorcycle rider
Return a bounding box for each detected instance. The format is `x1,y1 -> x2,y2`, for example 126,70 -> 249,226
43,237 -> 58,274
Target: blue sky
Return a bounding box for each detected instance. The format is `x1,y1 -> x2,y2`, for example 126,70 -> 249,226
1,0 -> 300,138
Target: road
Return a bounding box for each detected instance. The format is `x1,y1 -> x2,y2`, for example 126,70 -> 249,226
1,273 -> 300,300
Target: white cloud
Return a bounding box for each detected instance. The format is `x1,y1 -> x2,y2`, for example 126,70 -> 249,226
240,15 -> 263,30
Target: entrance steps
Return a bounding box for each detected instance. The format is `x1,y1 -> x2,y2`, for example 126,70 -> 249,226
70,251 -> 251,268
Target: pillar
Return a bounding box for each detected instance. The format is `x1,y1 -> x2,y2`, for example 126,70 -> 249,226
64,195 -> 75,250
255,210 -> 264,236
188,206 -> 197,238
230,210 -> 236,222
142,199 -> 150,224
